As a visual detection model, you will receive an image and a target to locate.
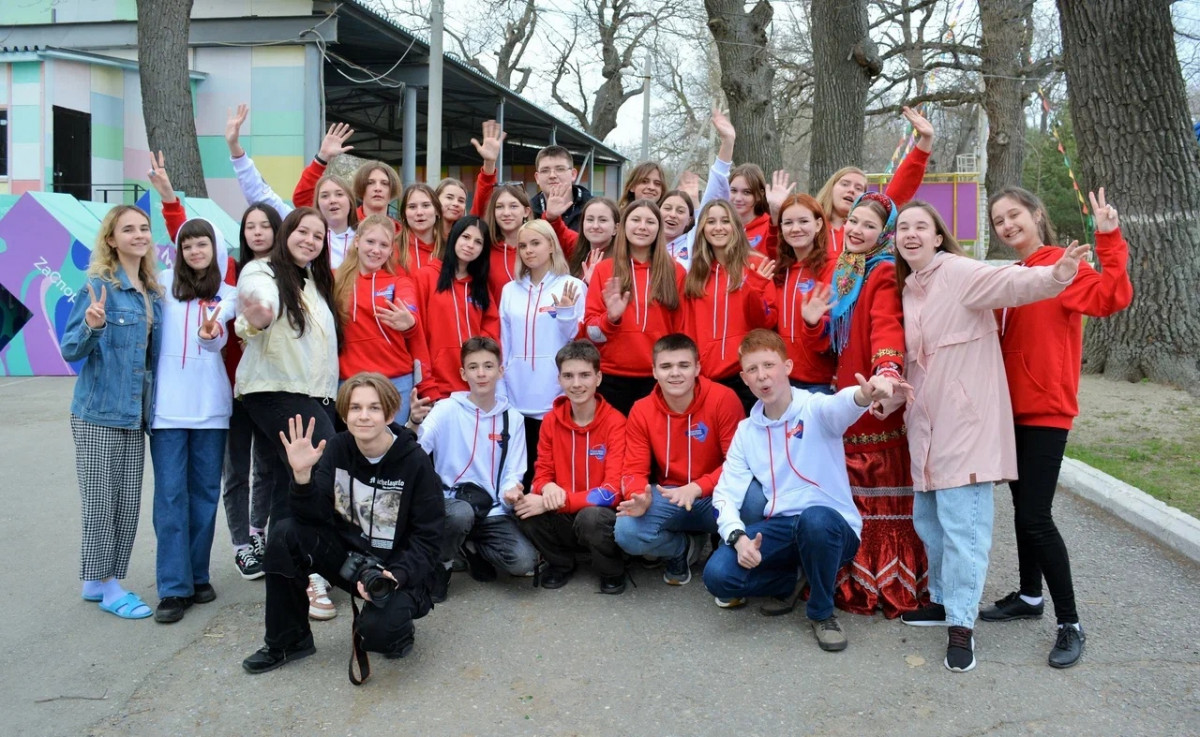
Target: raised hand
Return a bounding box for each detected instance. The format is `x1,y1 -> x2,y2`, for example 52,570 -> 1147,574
225,104 -> 249,157
552,281 -> 580,310
1052,240 -> 1092,283
542,181 -> 573,221
677,170 -> 700,207
240,294 -> 275,330
735,532 -> 763,569
1089,188 -> 1119,233
377,300 -> 416,331
601,276 -> 632,323
712,105 -> 736,161
408,389 -> 433,426
318,122 -> 355,162
766,170 -> 795,219
615,486 -> 653,518
148,150 -> 177,203
470,119 -> 507,169
84,282 -> 107,329
751,257 -> 777,282
800,283 -> 834,326
581,249 -> 605,284
198,302 -> 224,340
902,105 -> 935,151
279,414 -> 326,482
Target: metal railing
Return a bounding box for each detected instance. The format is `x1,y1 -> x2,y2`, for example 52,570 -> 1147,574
50,183 -> 147,203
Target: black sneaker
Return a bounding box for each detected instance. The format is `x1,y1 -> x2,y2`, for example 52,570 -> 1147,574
235,547 -> 264,580
192,583 -> 217,604
462,544 -> 497,582
945,626 -> 976,672
980,591 -> 1043,622
431,565 -> 450,604
1048,623 -> 1086,669
599,573 -> 626,595
154,596 -> 193,624
250,531 -> 267,559
242,635 -> 316,674
901,602 -> 947,627
539,567 -> 573,590
662,534 -> 704,586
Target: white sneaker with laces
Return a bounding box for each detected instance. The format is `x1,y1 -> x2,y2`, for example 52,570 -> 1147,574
307,574 -> 337,620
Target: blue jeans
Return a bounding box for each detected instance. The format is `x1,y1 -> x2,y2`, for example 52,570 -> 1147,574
389,374 -> 414,425
151,428 -> 227,598
614,486 -> 719,560
912,482 -> 994,628
703,506 -> 860,621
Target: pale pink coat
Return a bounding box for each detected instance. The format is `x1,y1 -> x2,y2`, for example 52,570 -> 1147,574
902,252 -> 1070,492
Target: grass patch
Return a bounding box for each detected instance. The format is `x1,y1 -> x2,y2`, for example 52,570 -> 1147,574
1067,435 -> 1200,519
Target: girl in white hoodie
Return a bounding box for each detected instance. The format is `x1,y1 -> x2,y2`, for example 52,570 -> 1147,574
149,217 -> 237,624
499,219 -> 587,490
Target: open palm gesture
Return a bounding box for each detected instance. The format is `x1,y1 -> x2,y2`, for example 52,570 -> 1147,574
552,281 -> 580,309
280,415 -> 326,480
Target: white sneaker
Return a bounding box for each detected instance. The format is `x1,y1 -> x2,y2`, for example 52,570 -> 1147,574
307,573 -> 337,620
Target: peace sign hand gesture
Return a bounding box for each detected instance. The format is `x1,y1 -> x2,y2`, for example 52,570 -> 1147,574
800,283 -> 834,326
198,303 -> 225,341
552,281 -> 580,310
1051,240 -> 1091,283
148,150 -> 177,204
1089,188 -> 1119,233
318,122 -> 355,163
280,414 -> 326,484
85,283 -> 107,329
377,300 -> 416,331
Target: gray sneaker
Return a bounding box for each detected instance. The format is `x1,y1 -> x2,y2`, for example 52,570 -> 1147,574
810,615 -> 848,652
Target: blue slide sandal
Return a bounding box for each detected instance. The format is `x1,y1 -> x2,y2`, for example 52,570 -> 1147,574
98,592 -> 152,619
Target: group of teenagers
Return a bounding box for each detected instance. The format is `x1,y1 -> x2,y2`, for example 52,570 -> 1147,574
63,101 -> 1132,678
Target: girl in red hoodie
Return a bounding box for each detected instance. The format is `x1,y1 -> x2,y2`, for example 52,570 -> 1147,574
416,215 -> 499,399
980,186 -> 1132,669
814,106 -> 934,256
333,214 -> 436,424
397,183 -> 444,273
827,192 -> 926,619
775,193 -> 837,393
583,199 -> 685,415
484,184 -> 533,302
728,164 -> 778,261
568,197 -> 620,284
682,199 -> 778,413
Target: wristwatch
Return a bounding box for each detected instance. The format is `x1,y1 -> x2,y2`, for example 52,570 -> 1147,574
727,529 -> 748,547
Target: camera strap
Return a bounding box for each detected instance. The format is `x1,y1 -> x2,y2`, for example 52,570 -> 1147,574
348,597 -> 372,686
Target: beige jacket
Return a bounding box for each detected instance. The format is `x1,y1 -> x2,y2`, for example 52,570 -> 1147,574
902,252 -> 1069,492
234,259 -> 338,399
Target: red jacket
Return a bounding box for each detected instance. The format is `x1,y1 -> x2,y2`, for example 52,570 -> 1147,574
744,212 -> 778,261
416,264 -> 500,399
829,147 -> 930,256
531,395 -> 627,513
778,260 -> 837,385
294,159 -> 402,230
402,231 -> 438,273
833,260 -> 907,452
622,377 -> 744,499
163,199 -> 186,241
582,257 -> 686,378
472,169 -> 495,217
997,230 -> 1132,429
338,270 -> 437,397
548,215 -> 578,260
683,262 -> 777,380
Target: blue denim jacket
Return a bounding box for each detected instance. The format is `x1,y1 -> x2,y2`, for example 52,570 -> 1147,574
60,272 -> 163,430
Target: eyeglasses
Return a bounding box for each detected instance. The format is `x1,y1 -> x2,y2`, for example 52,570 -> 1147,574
537,166 -> 571,176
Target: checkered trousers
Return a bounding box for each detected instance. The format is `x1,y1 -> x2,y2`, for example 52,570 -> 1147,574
70,415 -> 146,581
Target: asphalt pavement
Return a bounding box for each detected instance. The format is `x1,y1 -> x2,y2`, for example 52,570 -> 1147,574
2,376 -> 1197,737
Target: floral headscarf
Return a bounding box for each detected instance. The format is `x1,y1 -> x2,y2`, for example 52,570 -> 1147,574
829,192 -> 898,354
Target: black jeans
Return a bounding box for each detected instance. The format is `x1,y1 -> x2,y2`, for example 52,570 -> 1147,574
262,517 -> 430,656
241,392 -> 337,530
596,374 -> 656,417
521,415 -> 542,493
519,506 -> 623,577
1009,425 -> 1077,624
222,396 -> 275,547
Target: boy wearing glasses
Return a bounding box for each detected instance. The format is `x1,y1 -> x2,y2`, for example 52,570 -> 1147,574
530,145 -> 593,231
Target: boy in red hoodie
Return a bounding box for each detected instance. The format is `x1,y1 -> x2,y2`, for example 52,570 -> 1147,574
514,341 -> 629,594
614,334 -> 747,586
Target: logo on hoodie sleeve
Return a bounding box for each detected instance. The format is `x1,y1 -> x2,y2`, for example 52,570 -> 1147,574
586,487 -> 618,507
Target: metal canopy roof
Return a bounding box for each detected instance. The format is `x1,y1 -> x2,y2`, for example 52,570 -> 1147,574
320,0 -> 625,169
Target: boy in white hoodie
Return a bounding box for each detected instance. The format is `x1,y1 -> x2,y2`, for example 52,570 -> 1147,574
412,336 -> 537,601
703,330 -> 898,652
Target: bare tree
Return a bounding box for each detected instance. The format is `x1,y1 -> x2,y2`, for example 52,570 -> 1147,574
1057,0 -> 1200,389
704,0 -> 783,174
136,0 -> 207,196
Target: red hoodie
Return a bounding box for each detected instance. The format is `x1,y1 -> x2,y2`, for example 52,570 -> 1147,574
997,230 -> 1132,430
472,168 -> 495,217
582,257 -> 686,378
416,264 -> 500,399
338,270 -> 437,396
829,147 -> 930,256
683,261 -> 778,380
293,159 -> 402,230
531,394 -> 627,513
744,212 -> 778,261
778,259 -> 837,385
622,377 -> 744,500
487,242 -> 520,304
401,230 -> 438,273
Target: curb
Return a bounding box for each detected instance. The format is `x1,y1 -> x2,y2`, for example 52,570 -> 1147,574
1058,457 -> 1200,565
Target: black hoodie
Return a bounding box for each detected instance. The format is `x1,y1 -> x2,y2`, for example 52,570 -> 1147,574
531,183 -> 594,232
291,423 -> 444,594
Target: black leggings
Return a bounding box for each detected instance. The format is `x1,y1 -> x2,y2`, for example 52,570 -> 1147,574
1009,425 -> 1077,624
597,374 -> 656,416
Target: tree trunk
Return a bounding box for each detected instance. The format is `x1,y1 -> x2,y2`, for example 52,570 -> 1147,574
807,0 -> 879,186
1057,0 -> 1200,390
704,0 -> 782,174
137,0 -> 207,197
980,0 -> 1035,259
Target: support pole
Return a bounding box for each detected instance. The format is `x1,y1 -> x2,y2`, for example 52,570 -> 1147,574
496,97 -> 506,181
426,0 -> 444,182
640,53 -> 651,162
402,85 -> 417,185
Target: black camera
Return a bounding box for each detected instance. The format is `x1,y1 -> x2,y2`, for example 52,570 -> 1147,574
339,551 -> 396,607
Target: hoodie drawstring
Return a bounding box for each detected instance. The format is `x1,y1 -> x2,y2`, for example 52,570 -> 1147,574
368,272 -> 393,345
451,409 -> 482,486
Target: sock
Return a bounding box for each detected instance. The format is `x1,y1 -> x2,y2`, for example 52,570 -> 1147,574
1058,622 -> 1082,631
1020,594 -> 1043,606
443,561 -> 454,570
249,527 -> 265,537
97,579 -> 128,607
82,580 -> 106,599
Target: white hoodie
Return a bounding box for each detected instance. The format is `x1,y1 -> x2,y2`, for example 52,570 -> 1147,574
665,156 -> 732,271
713,386 -> 867,542
416,392 -> 527,516
497,271 -> 586,418
152,218 -> 238,430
